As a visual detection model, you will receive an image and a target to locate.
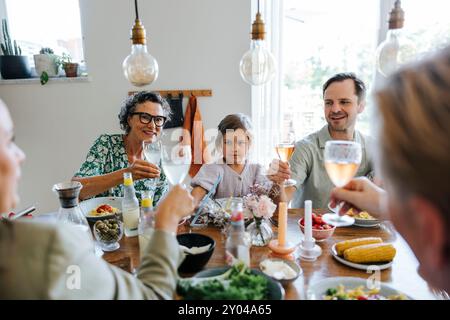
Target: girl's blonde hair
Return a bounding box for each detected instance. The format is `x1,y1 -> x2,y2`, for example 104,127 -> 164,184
214,113 -> 254,160
375,47 -> 450,219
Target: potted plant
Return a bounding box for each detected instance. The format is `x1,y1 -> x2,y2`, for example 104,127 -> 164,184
58,53 -> 78,77
34,47 -> 59,78
0,19 -> 31,79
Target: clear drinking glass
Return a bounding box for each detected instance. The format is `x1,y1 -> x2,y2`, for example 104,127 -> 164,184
143,139 -> 162,189
323,140 -> 362,226
161,143 -> 192,187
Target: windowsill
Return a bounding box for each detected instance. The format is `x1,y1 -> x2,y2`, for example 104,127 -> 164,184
0,75 -> 92,85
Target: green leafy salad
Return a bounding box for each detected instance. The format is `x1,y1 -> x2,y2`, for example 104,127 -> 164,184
177,263 -> 269,300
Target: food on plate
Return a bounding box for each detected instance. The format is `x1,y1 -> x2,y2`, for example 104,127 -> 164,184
346,208 -> 376,220
260,259 -> 298,280
334,237 -> 396,264
335,237 -> 382,256
343,243 -> 397,264
89,204 -> 120,217
177,262 -> 269,300
299,213 -> 333,230
94,219 -> 122,242
323,284 -> 407,300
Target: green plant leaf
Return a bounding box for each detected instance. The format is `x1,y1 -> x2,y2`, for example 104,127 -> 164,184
40,71 -> 49,85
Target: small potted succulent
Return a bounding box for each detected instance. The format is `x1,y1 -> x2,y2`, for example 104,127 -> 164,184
58,53 -> 78,77
0,19 -> 31,79
34,47 -> 59,78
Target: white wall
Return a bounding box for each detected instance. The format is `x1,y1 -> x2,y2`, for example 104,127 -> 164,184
0,0 -> 251,213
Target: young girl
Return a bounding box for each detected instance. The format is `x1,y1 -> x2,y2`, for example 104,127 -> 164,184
191,113 -> 270,205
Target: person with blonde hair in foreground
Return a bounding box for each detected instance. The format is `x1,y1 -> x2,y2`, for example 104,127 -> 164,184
330,47 -> 450,293
0,99 -> 195,299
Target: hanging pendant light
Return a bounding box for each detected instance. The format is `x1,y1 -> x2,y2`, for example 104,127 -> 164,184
376,0 -> 415,77
239,0 -> 276,86
123,0 -> 159,87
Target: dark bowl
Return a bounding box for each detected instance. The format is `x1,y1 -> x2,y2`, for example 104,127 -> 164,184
85,212 -> 122,230
177,233 -> 215,274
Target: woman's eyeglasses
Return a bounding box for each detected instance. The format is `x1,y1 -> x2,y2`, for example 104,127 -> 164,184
131,112 -> 167,127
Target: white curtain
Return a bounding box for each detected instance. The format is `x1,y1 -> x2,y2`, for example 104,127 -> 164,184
250,0 -> 284,168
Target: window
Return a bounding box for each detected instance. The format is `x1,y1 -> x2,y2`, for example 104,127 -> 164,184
2,0 -> 84,69
282,0 -> 379,140
280,0 -> 450,141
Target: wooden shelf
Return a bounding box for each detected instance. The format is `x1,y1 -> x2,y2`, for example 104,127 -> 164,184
128,89 -> 212,97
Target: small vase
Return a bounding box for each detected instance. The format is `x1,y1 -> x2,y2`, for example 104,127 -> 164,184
247,218 -> 273,247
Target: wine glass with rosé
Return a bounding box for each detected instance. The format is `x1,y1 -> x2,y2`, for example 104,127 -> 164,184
275,140 -> 296,187
322,140 -> 362,227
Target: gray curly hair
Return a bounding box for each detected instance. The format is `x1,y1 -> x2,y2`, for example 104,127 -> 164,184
118,91 -> 171,133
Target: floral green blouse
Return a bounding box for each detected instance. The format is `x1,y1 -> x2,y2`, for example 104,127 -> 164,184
74,134 -> 168,205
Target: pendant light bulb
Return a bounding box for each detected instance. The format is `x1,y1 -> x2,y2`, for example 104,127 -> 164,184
123,0 -> 158,86
239,2 -> 276,86
376,0 -> 415,77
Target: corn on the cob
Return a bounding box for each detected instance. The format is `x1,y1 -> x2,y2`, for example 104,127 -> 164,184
344,243 -> 396,263
335,237 -> 383,256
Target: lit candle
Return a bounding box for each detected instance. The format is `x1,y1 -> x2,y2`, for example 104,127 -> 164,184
304,200 -> 313,242
278,202 -> 287,246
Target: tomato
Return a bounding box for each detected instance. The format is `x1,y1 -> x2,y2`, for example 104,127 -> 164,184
357,296 -> 368,300
97,204 -> 113,213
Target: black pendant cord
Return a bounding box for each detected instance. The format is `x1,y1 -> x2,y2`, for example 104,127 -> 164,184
134,0 -> 139,20
257,0 -> 260,14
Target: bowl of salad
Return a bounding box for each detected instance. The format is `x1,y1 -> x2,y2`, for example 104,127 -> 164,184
177,262 -> 284,300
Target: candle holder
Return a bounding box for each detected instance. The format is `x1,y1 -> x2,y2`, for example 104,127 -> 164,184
298,238 -> 322,261
268,239 -> 296,260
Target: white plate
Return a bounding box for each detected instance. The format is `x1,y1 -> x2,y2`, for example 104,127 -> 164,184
330,243 -> 393,271
353,218 -> 381,228
79,197 -> 123,217
327,203 -> 379,227
322,213 -> 355,227
307,277 -> 412,300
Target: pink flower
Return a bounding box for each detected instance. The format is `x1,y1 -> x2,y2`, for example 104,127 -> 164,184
244,195 -> 258,212
253,195 -> 276,219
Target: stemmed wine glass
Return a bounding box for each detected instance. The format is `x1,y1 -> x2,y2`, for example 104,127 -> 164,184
161,143 -> 192,187
322,140 -> 362,227
275,140 -> 296,187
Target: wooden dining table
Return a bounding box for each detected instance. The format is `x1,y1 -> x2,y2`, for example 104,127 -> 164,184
103,208 -> 437,300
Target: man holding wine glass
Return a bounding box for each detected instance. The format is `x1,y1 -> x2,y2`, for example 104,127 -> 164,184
268,73 -> 374,214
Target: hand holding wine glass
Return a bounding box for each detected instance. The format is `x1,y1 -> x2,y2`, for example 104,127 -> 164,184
275,140 -> 296,186
322,140 -> 362,227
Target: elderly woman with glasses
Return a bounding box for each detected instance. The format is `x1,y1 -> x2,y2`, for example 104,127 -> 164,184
73,91 -> 170,204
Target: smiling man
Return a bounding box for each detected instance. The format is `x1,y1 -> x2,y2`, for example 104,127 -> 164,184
283,73 -> 374,209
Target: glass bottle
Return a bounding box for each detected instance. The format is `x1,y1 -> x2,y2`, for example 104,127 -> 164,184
122,172 -> 140,237
53,181 -> 90,231
138,190 -> 155,259
225,200 -> 250,267
53,181 -> 98,254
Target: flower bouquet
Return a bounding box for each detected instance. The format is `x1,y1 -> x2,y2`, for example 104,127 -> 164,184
244,184 -> 277,246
